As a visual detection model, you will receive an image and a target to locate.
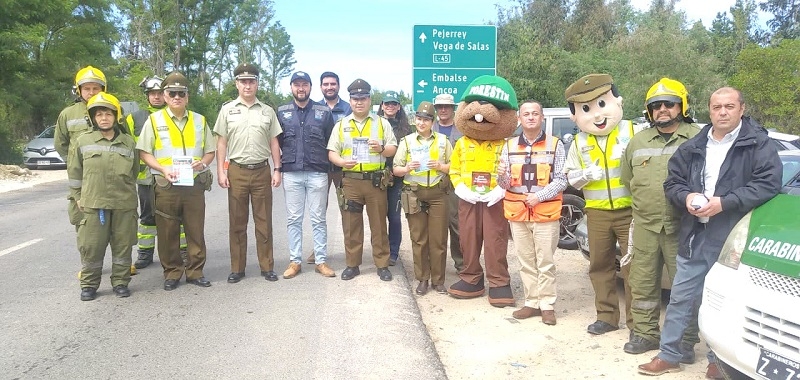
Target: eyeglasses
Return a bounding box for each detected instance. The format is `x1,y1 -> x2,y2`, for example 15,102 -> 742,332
649,101 -> 676,110
168,91 -> 187,98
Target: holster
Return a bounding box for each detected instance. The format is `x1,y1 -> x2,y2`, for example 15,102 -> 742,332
197,170 -> 213,192
154,174 -> 172,190
400,188 -> 422,215
336,186 -> 346,211
344,199 -> 364,213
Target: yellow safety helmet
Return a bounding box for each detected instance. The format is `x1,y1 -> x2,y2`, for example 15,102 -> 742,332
75,66 -> 107,90
645,77 -> 688,119
86,92 -> 122,124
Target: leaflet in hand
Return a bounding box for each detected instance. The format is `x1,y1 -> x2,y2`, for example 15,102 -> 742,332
172,155 -> 194,186
410,144 -> 430,172
352,137 -> 371,163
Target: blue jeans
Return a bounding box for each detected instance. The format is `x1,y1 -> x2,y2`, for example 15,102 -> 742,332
283,171 -> 328,264
387,181 -> 403,260
657,227 -> 718,363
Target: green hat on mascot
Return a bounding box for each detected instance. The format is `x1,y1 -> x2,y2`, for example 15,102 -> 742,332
461,75 -> 519,110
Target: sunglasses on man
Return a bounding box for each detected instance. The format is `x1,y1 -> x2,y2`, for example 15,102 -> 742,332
167,91 -> 187,98
649,100 -> 676,110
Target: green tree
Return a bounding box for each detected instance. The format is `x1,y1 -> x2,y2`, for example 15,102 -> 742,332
262,21 -> 296,95
760,0 -> 800,41
730,39 -> 800,134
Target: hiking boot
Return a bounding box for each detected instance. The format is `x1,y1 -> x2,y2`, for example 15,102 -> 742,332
624,335 -> 660,354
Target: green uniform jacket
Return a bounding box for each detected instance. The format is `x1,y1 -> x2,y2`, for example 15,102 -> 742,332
54,101 -> 91,160
68,130 -> 139,210
620,121 -> 701,235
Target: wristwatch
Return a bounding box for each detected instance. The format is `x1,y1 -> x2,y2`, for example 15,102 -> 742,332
379,145 -> 385,153
273,167 -> 281,172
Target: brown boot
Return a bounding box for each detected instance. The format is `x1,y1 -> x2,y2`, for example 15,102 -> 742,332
315,263 -> 335,277
541,310 -> 557,325
283,262 -> 302,279
512,306 -> 542,320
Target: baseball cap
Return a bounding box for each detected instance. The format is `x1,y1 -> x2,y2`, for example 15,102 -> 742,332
461,75 -> 518,110
290,71 -> 312,84
383,91 -> 400,103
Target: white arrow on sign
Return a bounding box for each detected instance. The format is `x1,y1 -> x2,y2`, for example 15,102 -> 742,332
419,33 -> 427,43
418,80 -> 428,88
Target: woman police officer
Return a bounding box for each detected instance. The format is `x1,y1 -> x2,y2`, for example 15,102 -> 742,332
68,92 -> 139,301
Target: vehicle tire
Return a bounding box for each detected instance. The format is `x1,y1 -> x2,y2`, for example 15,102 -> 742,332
559,193 -> 585,250
717,360 -> 750,380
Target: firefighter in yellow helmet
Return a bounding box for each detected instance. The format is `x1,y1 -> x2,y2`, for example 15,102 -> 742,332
126,76 -> 187,269
55,66 -> 107,227
68,92 -> 139,301
620,77 -> 701,355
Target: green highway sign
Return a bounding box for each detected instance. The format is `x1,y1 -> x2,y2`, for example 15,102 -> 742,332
412,25 -> 497,109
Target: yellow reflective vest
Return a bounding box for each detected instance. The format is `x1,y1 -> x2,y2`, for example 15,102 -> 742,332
338,117 -> 385,172
402,132 -> 448,187
449,136 -> 504,195
149,109 -> 207,177
576,120 -> 633,210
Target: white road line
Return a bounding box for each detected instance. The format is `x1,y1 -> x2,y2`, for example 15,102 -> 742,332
0,238 -> 43,257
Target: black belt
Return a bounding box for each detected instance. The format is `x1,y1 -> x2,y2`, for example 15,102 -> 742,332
230,160 -> 268,170
343,171 -> 378,180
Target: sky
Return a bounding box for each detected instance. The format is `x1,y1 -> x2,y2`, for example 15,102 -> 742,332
272,0 -> 755,101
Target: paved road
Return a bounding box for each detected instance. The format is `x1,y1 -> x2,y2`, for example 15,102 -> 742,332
0,171 -> 446,379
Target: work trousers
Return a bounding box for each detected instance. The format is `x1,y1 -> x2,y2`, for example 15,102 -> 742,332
585,207 -> 633,329
406,186 -> 448,285
77,208 -> 137,288
510,220 -> 560,311
458,200 -> 510,288
447,191 -> 463,270
341,177 -> 390,268
658,227 -> 717,363
154,179 -> 206,281
629,226 -> 699,344
226,164 -> 274,273
137,184 -> 186,252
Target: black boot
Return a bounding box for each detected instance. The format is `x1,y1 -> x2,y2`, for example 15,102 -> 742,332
134,249 -> 154,269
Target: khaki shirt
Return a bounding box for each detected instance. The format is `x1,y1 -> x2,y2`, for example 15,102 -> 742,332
136,108 -> 215,156
213,97 -> 282,164
394,132 -> 453,186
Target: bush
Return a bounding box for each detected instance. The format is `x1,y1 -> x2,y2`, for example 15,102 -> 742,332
0,128 -> 23,165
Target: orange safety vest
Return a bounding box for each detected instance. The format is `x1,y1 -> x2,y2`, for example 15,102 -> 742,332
502,135 -> 562,222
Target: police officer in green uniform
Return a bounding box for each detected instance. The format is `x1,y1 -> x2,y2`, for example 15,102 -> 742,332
55,66 -> 106,227
327,79 -> 398,281
392,101 -> 452,295
68,92 -> 139,301
136,71 -> 216,291
126,75 -> 187,269
621,78 -> 701,356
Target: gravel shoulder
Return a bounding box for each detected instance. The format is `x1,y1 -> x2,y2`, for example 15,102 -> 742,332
399,240 -> 710,379
0,167 -> 67,194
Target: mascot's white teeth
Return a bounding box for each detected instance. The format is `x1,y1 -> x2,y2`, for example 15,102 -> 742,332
474,114 -> 484,122
594,118 -> 607,129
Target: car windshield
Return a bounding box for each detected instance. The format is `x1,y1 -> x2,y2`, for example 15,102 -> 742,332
780,153 -> 800,187
38,126 -> 55,138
